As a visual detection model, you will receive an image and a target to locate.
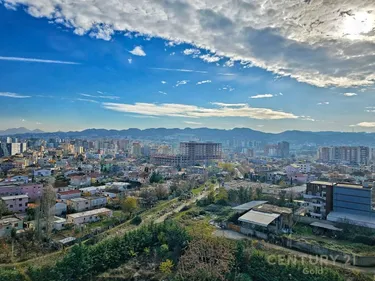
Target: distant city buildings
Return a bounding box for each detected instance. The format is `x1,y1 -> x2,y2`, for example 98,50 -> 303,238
151,141 -> 222,167
318,146 -> 370,164
264,141 -> 290,158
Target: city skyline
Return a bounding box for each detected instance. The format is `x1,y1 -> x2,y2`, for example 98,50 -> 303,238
1,2 -> 375,132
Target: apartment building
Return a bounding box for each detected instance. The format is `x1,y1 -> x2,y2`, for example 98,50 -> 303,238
318,146 -> 370,165
0,183 -> 43,202
304,181 -> 334,219
1,195 -> 28,213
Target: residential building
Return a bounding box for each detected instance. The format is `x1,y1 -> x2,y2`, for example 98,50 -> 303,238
67,198 -> 90,212
57,190 -> 81,201
180,142 -> 222,164
66,208 -> 113,225
33,169 -> 52,177
277,141 -> 290,158
131,142 -> 142,157
304,181 -> 334,219
318,146 -> 370,165
0,183 -> 43,202
1,195 -> 28,213
0,216 -> 23,237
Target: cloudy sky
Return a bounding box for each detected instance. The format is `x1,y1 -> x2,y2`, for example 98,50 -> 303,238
1,0 -> 375,132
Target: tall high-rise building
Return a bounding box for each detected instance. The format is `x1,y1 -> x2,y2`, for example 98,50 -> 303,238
131,142 -> 142,157
180,141 -> 222,164
277,141 -> 290,158
318,146 -> 370,164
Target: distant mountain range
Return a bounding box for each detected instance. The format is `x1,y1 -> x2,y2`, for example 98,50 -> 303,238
0,127 -> 44,136
1,127 -> 375,146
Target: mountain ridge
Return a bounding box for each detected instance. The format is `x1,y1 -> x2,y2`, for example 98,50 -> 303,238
1,127 -> 374,146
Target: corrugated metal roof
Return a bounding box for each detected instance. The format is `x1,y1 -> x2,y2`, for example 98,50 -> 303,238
310,222 -> 342,231
232,201 -> 268,212
238,210 -> 280,227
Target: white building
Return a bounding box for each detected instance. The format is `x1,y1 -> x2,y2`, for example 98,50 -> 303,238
66,208 -> 113,225
34,169 -> 52,177
68,198 -> 90,212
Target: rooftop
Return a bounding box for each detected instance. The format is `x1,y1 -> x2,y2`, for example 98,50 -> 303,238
58,190 -> 81,195
309,181 -> 335,186
67,208 -> 112,218
232,200 -> 268,212
239,210 -> 280,227
0,216 -> 21,224
335,183 -> 365,189
1,194 -> 28,200
254,204 -> 293,215
69,197 -> 88,202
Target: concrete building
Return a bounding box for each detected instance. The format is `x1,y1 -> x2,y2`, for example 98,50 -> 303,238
0,216 -> 23,237
68,198 -> 90,212
0,183 -> 43,201
1,195 -> 28,213
318,146 -> 370,165
180,142 -> 222,164
304,181 -> 334,219
131,142 -> 142,157
33,169 -> 52,177
66,208 -> 113,225
57,190 -> 81,201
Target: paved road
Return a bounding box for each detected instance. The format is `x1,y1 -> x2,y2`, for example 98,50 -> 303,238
213,229 -> 375,274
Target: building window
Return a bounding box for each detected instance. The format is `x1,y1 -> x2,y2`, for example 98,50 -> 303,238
14,223 -> 18,227
25,203 -> 27,206
19,204 -> 22,207
10,205 -> 13,208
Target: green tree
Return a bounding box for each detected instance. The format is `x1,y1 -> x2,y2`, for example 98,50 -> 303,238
121,197 -> 138,215
150,172 -> 163,183
216,187 -> 229,205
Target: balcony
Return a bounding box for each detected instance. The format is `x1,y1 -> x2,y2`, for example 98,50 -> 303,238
309,212 -> 323,218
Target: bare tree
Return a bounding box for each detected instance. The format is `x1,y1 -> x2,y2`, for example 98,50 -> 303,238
0,200 -> 7,219
177,237 -> 234,281
35,184 -> 56,240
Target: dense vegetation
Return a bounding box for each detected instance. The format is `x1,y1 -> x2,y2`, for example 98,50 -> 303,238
0,221 -> 372,281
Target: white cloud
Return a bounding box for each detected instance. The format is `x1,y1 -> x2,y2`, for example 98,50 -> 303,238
184,121 -> 202,125
9,0 -> 375,87
342,92 -> 357,97
257,125 -> 264,128
224,60 -> 235,67
317,101 -> 330,105
36,122 -> 42,125
0,92 -> 31,98
128,58 -> 132,64
219,85 -> 235,92
355,122 -> 375,128
211,102 -> 247,107
0,56 -> 79,65
197,80 -> 211,85
151,67 -> 208,74
161,81 -> 167,84
250,94 -> 273,99
124,114 -> 159,119
279,92 -> 283,96
183,49 -> 200,56
21,119 -> 26,122
79,93 -> 119,100
176,80 -> 189,87
76,98 -> 99,103
199,54 -> 221,63
103,102 -> 299,120
129,46 -> 146,56
158,91 -> 167,95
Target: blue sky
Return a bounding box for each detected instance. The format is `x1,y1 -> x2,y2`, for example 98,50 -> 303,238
1,1 -> 375,132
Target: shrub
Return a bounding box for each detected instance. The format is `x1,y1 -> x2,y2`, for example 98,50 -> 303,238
131,215 -> 142,225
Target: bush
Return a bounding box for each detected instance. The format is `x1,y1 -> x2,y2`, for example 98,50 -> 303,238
131,215 -> 142,225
